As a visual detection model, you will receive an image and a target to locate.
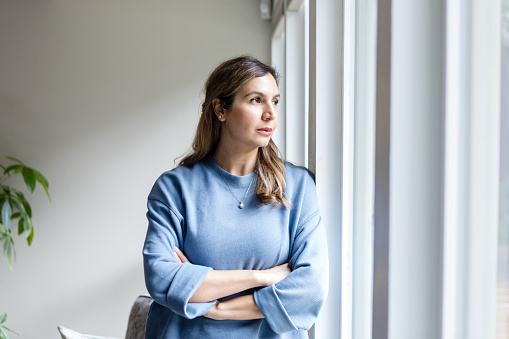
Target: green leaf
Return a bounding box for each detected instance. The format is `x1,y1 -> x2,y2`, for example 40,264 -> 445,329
10,236 -> 15,260
3,237 -> 14,270
6,236 -> 15,270
0,223 -> 7,238
23,217 -> 32,236
5,239 -> 11,264
26,225 -> 34,246
2,165 -> 22,176
0,327 -> 8,339
24,203 -> 31,219
17,219 -> 23,236
24,217 -> 32,237
10,212 -> 20,219
33,170 -> 50,200
2,237 -> 7,255
1,325 -> 16,335
5,157 -> 23,164
1,201 -> 11,232
14,193 -> 31,218
0,188 -> 9,201
0,326 -> 11,339
0,313 -> 6,324
9,199 -> 27,222
21,168 -> 36,194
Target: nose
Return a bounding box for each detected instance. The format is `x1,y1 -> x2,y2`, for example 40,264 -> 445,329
262,102 -> 277,121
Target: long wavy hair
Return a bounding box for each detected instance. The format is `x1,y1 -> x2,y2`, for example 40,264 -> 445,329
179,56 -> 291,208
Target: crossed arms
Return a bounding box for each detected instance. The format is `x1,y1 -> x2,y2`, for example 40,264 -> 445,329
174,247 -> 291,320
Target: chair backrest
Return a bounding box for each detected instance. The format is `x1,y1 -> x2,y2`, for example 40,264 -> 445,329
125,295 -> 154,339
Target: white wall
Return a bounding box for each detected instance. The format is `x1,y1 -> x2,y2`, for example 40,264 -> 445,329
0,1 -> 271,338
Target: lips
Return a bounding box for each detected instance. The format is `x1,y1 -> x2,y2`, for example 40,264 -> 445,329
257,127 -> 273,136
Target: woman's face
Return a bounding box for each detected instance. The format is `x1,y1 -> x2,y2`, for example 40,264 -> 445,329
219,74 -> 280,151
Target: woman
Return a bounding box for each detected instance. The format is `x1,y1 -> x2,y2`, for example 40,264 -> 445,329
143,56 -> 328,338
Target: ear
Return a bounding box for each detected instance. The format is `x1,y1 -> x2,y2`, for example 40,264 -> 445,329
212,98 -> 224,121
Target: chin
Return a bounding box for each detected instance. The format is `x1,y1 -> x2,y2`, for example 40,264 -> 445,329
249,136 -> 272,149
258,140 -> 271,148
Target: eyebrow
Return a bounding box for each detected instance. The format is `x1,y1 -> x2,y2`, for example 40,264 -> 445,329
244,91 -> 280,99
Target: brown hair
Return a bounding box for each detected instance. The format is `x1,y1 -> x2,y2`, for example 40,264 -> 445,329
179,56 -> 291,208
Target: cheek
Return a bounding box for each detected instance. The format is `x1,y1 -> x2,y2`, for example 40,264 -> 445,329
225,115 -> 252,133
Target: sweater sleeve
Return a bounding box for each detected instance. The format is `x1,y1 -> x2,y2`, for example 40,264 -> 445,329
253,172 -> 329,334
143,196 -> 216,319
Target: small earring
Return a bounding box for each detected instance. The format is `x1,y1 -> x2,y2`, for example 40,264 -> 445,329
218,115 -> 222,119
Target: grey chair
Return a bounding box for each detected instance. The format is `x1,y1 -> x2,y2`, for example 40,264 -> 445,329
125,295 -> 153,339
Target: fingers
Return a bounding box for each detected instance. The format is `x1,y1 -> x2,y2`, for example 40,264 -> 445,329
273,263 -> 291,273
262,263 -> 291,286
174,251 -> 183,264
278,263 -> 290,270
174,246 -> 190,263
266,263 -> 291,273
279,264 -> 291,279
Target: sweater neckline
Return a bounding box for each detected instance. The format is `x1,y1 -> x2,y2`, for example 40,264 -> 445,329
203,155 -> 257,189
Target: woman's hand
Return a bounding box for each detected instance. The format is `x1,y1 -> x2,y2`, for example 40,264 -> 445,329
259,263 -> 291,287
174,247 -> 189,264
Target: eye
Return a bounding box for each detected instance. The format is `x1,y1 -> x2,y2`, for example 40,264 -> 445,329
272,99 -> 279,106
250,97 -> 261,104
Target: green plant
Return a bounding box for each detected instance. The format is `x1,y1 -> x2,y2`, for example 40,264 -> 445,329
0,157 -> 50,269
0,313 -> 17,339
0,157 -> 50,339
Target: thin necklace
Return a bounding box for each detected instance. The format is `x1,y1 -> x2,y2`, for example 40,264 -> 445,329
217,168 -> 256,209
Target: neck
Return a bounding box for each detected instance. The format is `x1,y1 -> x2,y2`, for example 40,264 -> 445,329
212,145 -> 258,176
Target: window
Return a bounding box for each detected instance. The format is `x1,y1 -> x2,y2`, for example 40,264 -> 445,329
496,1 -> 509,337
270,0 -> 376,337
269,0 -> 503,338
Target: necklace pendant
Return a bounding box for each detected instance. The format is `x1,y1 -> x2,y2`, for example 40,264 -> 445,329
217,166 -> 255,210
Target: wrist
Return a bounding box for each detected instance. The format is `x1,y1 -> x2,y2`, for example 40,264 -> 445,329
205,302 -> 223,320
253,270 -> 268,287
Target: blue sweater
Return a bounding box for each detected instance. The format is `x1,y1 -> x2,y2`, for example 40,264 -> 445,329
143,155 -> 328,338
